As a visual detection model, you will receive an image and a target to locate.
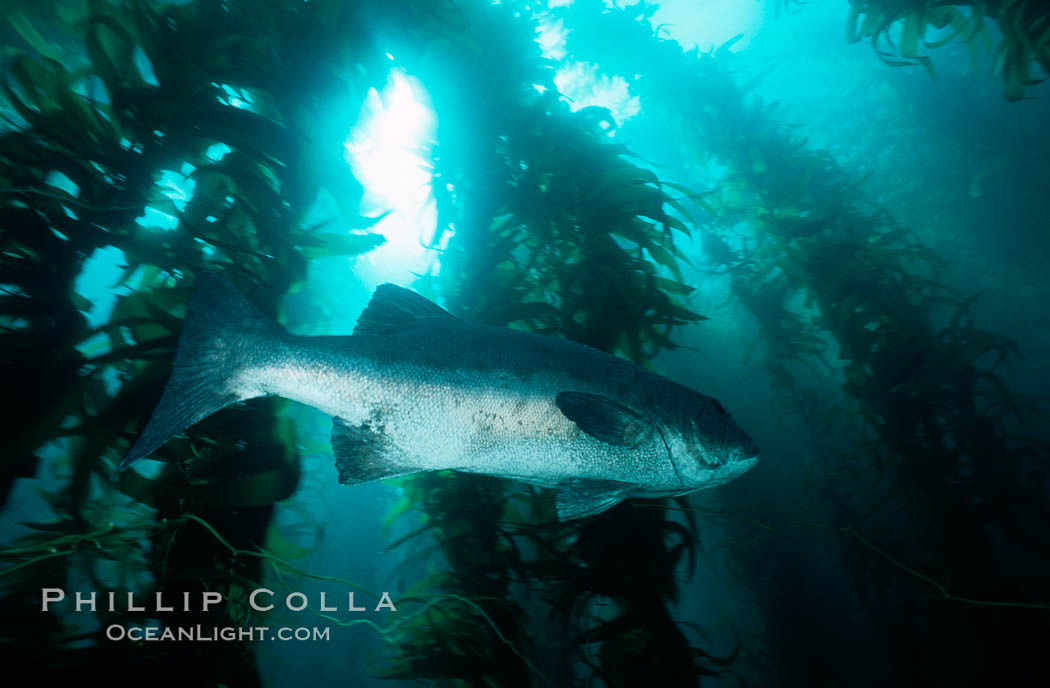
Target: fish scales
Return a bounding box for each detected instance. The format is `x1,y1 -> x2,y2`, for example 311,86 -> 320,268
122,273 -> 759,520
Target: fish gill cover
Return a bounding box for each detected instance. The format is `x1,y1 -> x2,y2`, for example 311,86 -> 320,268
0,1 -> 1048,687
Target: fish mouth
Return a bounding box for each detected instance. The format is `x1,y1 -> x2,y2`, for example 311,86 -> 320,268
735,455 -> 759,474
690,453 -> 759,491
724,445 -> 759,477
734,443 -> 760,471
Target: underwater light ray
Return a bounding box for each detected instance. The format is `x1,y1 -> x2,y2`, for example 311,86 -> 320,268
649,0 -> 765,52
342,69 -> 438,283
554,61 -> 641,124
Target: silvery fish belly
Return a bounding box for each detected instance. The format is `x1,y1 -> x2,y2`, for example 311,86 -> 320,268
121,273 -> 760,520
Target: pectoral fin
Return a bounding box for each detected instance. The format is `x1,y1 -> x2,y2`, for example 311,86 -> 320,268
555,391 -> 652,447
332,418 -> 419,484
555,479 -> 631,520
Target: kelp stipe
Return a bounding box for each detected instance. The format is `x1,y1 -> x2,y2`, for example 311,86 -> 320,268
561,2 -> 1050,685
374,3 -> 738,686
0,0 -> 392,681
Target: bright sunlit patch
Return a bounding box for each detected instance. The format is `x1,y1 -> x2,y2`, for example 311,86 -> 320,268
345,71 -> 434,205
554,62 -> 640,125
157,169 -> 195,212
44,171 -> 79,197
206,142 -> 232,161
649,0 -> 764,52
135,206 -> 179,231
75,246 -> 126,328
215,83 -> 254,110
537,19 -> 567,60
343,69 -> 437,283
133,47 -> 159,87
135,168 -> 195,231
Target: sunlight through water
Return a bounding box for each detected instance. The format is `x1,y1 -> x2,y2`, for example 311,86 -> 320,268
343,69 -> 437,285
649,0 -> 765,52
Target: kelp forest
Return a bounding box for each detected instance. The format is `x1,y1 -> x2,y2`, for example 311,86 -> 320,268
1,1 -> 1048,687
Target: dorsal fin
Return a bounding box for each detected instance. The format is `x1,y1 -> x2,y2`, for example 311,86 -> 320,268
353,283 -> 455,335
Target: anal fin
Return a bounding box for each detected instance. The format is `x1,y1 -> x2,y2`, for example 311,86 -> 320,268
555,479 -> 630,521
332,418 -> 418,485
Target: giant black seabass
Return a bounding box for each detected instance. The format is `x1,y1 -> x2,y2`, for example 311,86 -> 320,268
122,273 -> 759,519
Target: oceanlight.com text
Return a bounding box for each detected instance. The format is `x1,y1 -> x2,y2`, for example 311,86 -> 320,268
105,624 -> 330,642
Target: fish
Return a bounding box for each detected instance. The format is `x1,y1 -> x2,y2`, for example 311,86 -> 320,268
121,272 -> 759,520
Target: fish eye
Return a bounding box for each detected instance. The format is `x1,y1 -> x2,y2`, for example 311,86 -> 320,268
710,399 -> 726,415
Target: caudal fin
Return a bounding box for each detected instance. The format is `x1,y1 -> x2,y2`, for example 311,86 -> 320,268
120,272 -> 283,470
